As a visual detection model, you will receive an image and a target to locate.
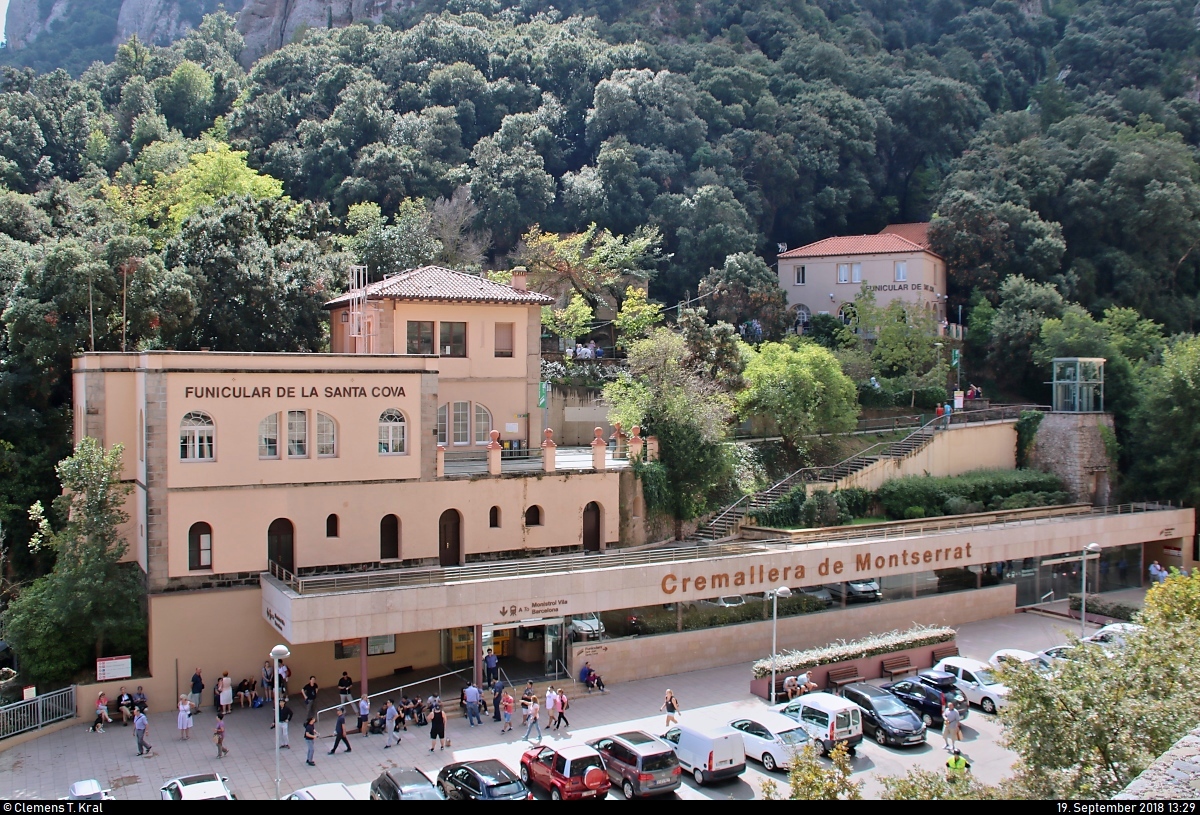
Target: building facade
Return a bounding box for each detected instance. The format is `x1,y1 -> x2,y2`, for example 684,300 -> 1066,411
777,223 -> 948,325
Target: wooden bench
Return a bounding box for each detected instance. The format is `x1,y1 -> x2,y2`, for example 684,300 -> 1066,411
881,655 -> 917,679
826,665 -> 864,692
931,644 -> 959,663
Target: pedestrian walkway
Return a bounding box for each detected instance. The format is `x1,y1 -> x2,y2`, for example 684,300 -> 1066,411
0,612 -> 1089,800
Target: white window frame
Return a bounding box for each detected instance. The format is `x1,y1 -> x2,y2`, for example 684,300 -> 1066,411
852,263 -> 862,283
378,409 -> 407,455
258,413 -> 279,459
895,260 -> 908,282
795,304 -> 812,325
452,401 -> 470,446
474,404 -> 493,445
287,410 -> 308,458
180,411 -> 215,462
437,404 -> 448,446
794,265 -> 806,286
837,263 -> 850,284
316,412 -> 337,458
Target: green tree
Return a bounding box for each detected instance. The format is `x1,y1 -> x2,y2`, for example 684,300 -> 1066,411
1127,335 -> 1200,506
1,438 -> 145,687
156,61 -> 214,139
986,275 -> 1065,398
698,252 -> 792,341
879,768 -> 1005,800
541,292 -> 595,346
761,742 -> 862,800
613,286 -> 663,349
341,200 -> 442,278
738,341 -> 858,452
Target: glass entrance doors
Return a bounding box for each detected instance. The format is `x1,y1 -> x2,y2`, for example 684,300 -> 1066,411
483,617 -> 565,679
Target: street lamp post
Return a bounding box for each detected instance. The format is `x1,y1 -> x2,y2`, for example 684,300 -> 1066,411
1080,543 -> 1101,638
271,644 -> 291,800
768,586 -> 793,704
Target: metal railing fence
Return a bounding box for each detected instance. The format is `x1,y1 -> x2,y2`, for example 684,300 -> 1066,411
0,685 -> 76,740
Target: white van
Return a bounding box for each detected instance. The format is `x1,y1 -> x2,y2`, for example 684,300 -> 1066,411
660,724 -> 746,785
777,692 -> 863,756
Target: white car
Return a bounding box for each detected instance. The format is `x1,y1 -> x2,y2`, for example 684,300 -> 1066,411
160,774 -> 236,801
567,612 -> 606,641
284,782 -> 372,800
989,649 -> 1052,674
64,780 -> 114,801
933,657 -> 1009,714
727,713 -> 811,773
1083,623 -> 1142,652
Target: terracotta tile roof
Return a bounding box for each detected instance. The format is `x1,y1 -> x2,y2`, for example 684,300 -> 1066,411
324,266 -> 555,308
778,233 -> 928,259
878,222 -> 932,249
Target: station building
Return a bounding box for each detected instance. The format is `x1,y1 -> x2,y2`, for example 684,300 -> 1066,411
71,267 -> 1195,712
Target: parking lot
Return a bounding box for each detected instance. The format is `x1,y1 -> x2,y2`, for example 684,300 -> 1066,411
0,611 -> 1097,800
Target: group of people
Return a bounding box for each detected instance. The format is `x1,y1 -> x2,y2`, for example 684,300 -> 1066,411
965,384 -> 984,400
90,686 -> 148,734
782,672 -> 819,699
578,661 -> 606,692
564,340 -> 603,360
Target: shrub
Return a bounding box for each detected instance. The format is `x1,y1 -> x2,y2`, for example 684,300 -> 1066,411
748,484 -> 807,527
835,488 -> 873,518
943,496 -> 972,515
902,386 -> 949,410
903,505 -> 926,519
752,625 -> 956,678
1067,594 -> 1140,622
803,490 -> 847,528
876,469 -> 1067,520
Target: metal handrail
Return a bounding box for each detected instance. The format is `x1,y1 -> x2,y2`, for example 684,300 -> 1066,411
314,668 -> 469,724
266,501 -> 1176,596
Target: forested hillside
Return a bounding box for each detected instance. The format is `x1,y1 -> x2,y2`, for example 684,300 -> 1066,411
1,0 -> 1200,578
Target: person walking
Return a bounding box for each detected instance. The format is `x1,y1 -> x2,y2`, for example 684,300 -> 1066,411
303,677 -> 319,721
491,680 -> 504,723
384,700 -> 401,749
524,698 -> 542,742
261,661 -> 274,704
177,695 -> 194,741
946,748 -> 971,781
358,694 -> 371,737
189,669 -> 204,712
329,707 -> 351,754
545,686 -> 559,728
338,672 -> 354,706
520,682 -> 535,724
501,689 -> 514,733
660,689 -> 681,727
278,698 -> 293,749
134,708 -> 153,757
942,703 -> 961,751
553,689 -> 569,730
213,713 -> 229,759
429,704 -> 447,752
464,682 -> 483,727
303,717 -> 318,766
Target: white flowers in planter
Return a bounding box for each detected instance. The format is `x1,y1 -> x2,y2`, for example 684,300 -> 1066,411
752,624 -> 955,678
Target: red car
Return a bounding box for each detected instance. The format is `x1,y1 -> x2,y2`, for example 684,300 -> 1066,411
519,745 -> 611,800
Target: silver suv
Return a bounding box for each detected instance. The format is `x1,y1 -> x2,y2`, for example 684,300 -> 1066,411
587,731 -> 681,799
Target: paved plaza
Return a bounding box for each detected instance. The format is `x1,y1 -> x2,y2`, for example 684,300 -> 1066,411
1,611 -> 1100,800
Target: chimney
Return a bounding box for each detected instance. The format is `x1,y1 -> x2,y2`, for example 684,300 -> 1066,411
511,266 -> 527,292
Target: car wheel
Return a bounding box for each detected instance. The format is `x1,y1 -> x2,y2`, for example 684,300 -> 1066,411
922,713 -> 933,727
875,728 -> 888,745
551,788 -> 562,801
622,780 -> 635,799
818,740 -> 830,757
982,697 -> 997,714
761,752 -> 777,772
520,766 -> 530,784
693,768 -> 705,785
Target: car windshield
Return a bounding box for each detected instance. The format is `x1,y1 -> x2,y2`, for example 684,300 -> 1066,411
778,728 -> 809,746
873,697 -> 911,716
640,752 -> 676,772
974,669 -> 998,685
487,782 -> 524,798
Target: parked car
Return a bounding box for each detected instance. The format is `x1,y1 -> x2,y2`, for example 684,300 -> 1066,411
841,683 -> 926,747
1038,644 -> 1078,664
283,783 -> 371,801
568,612 -> 606,641
882,672 -> 969,727
933,657 -> 1009,714
684,595 -> 747,610
369,768 -> 446,801
727,713 -> 811,772
160,774 -> 236,801
64,780 -> 113,801
436,760 -> 531,801
520,744 -> 610,800
797,586 -> 834,608
825,580 -> 881,603
1084,623 -> 1143,652
660,724 -> 746,785
587,730 -> 682,799
776,692 -> 863,756
989,649 -> 1052,674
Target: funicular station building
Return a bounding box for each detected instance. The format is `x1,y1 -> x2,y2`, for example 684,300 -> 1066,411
72,268 -> 1195,711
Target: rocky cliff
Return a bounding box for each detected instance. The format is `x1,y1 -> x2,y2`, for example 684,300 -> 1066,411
237,0 -> 404,64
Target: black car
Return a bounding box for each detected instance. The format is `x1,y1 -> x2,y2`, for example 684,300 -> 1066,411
842,683 -> 926,747
881,671 -> 969,728
435,760 -> 531,801
370,767 -> 447,801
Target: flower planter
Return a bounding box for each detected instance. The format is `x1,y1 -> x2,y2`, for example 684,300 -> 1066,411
749,640 -> 956,701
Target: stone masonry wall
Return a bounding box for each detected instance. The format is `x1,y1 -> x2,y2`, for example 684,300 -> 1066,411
144,371 -> 171,592
1029,412 -> 1115,505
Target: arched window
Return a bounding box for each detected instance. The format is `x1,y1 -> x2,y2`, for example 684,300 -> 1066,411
380,514 -> 400,560
188,522 -> 212,570
437,404 -> 448,446
794,304 -> 812,327
838,303 -> 856,326
258,413 -> 279,459
180,412 -> 215,461
317,412 -> 337,457
474,404 -> 493,445
525,505 -> 543,527
326,514 -> 339,538
378,409 -> 407,454
489,506 -> 501,528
